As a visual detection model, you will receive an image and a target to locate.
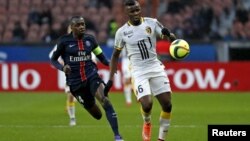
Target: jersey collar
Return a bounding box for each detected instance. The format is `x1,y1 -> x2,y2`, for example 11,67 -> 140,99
127,17 -> 144,26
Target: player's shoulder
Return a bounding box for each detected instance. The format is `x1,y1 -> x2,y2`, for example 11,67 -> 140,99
118,22 -> 132,32
116,22 -> 131,36
58,33 -> 73,42
83,33 -> 98,45
143,17 -> 158,24
84,33 -> 95,39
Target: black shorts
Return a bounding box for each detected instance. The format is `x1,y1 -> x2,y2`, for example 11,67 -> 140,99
69,74 -> 104,109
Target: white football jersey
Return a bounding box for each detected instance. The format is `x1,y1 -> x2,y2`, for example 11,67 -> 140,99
114,17 -> 164,76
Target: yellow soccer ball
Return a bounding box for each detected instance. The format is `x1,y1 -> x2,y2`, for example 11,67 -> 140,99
169,39 -> 190,60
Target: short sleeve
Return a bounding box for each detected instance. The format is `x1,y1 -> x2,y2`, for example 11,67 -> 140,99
154,19 -> 164,36
114,28 -> 125,50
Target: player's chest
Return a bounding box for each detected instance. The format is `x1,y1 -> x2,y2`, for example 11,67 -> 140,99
123,25 -> 155,43
64,40 -> 93,56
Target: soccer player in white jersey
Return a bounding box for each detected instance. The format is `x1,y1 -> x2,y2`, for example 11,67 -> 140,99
121,49 -> 133,106
104,0 -> 176,141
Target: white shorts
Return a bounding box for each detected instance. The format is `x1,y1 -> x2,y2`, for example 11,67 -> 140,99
132,70 -> 171,100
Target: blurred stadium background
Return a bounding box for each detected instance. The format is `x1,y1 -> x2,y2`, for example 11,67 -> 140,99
0,0 -> 250,141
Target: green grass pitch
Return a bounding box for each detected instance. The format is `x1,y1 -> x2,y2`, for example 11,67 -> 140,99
0,92 -> 250,141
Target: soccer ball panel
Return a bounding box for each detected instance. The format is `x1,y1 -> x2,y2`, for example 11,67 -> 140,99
169,39 -> 190,60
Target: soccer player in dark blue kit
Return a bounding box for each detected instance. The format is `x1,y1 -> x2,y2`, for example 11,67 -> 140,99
50,16 -> 124,141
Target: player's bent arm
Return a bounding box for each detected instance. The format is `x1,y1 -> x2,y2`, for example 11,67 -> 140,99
50,43 -> 64,71
109,48 -> 122,81
51,52 -> 64,71
49,45 -> 64,65
161,28 -> 176,42
154,19 -> 176,42
92,46 -> 109,66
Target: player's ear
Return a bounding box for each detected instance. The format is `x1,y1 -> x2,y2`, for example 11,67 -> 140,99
70,24 -> 74,31
67,25 -> 72,33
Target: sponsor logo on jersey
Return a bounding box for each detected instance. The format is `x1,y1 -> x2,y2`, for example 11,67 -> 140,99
124,30 -> 133,36
69,44 -> 77,48
128,35 -> 133,38
70,51 -> 91,62
85,40 -> 91,47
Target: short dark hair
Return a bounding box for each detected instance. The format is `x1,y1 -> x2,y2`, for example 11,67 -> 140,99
70,16 -> 84,24
124,0 -> 137,6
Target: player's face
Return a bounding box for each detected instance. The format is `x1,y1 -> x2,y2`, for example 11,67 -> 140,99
126,2 -> 141,25
71,18 -> 86,36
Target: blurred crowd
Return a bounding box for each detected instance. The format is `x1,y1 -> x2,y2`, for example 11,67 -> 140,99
0,0 -> 249,44
160,0 -> 250,41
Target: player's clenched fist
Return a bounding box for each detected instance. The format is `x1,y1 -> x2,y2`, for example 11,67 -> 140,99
63,64 -> 71,74
104,80 -> 113,97
169,33 -> 176,42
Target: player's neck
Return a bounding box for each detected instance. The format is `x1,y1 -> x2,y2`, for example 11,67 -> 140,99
128,18 -> 142,26
73,33 -> 83,39
132,21 -> 141,26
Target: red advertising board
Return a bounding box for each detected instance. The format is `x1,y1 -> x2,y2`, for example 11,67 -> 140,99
166,62 -> 250,91
0,63 -> 58,91
0,62 -> 250,92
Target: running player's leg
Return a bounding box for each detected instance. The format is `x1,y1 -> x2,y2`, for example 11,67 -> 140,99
122,57 -> 133,106
151,76 -> 172,141
71,83 -> 102,120
91,77 -> 123,141
155,92 -> 172,141
85,103 -> 102,120
135,77 -> 153,141
65,85 -> 76,126
123,77 -> 132,106
140,95 -> 153,141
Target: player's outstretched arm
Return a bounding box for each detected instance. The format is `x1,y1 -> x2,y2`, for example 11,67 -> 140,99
92,46 -> 110,66
109,48 -> 121,80
104,48 -> 121,96
161,28 -> 176,42
96,53 -> 110,66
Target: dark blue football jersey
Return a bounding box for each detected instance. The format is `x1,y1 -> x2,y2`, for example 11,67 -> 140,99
51,33 -> 99,88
